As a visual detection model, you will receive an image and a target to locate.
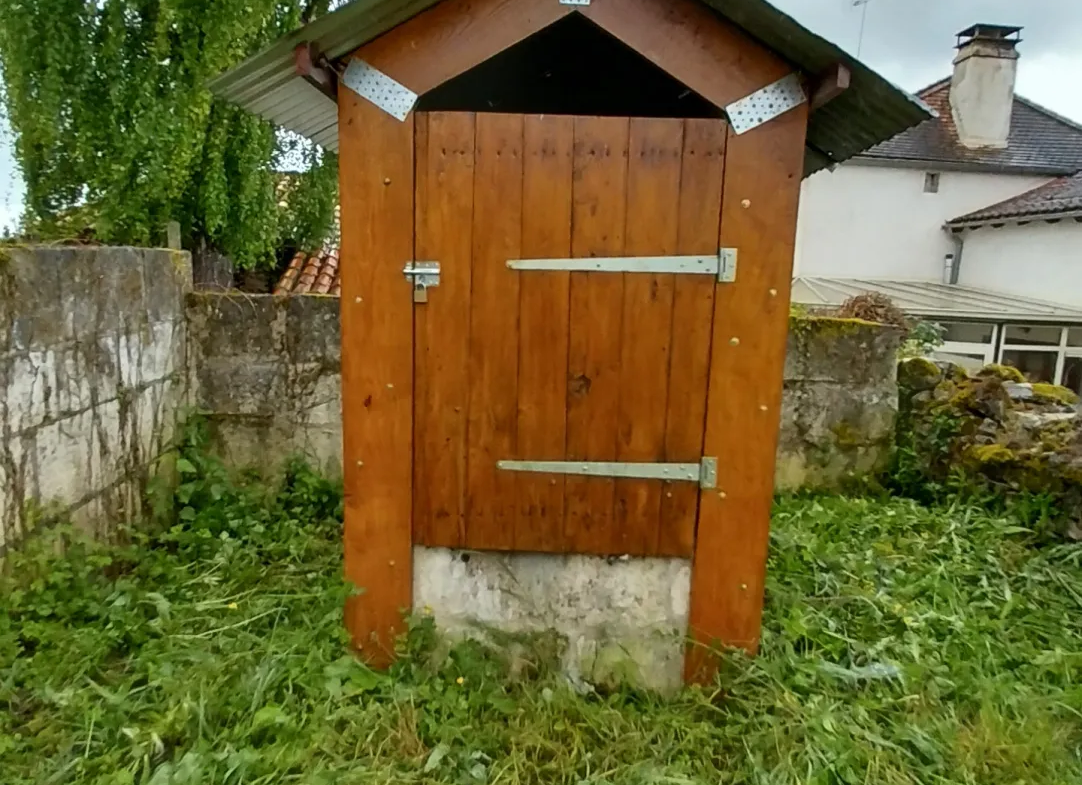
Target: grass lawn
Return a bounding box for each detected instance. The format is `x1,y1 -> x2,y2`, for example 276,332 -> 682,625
1,455 -> 1081,784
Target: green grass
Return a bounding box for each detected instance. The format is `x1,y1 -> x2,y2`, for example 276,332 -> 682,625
1,454 -> 1081,783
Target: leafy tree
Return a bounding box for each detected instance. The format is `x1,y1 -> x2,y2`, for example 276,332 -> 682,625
0,0 -> 338,268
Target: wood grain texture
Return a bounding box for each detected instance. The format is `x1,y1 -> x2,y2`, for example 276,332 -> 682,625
564,116 -> 629,555
413,112 -> 476,549
465,113 -> 524,550
338,79 -> 415,668
613,118 -> 683,556
355,0 -> 570,97
685,106 -> 809,683
515,115 -> 574,553
658,118 -> 726,557
583,0 -> 791,110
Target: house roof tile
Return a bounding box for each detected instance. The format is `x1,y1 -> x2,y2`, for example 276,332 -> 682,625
275,247 -> 341,295
949,170 -> 1082,226
862,79 -> 1082,174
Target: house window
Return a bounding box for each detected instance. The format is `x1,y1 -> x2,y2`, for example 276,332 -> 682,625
998,325 -> 1069,385
923,172 -> 940,193
934,321 -> 997,367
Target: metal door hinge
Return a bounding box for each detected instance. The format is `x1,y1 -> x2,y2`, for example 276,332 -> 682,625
497,457 -> 719,489
403,261 -> 439,302
507,249 -> 738,282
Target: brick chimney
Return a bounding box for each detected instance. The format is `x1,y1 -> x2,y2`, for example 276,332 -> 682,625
950,24 -> 1022,149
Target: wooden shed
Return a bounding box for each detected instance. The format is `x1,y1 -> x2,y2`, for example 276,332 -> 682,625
212,0 -> 930,683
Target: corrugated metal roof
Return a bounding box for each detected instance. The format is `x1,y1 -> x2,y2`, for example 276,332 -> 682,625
792,277 -> 1082,323
209,0 -> 932,171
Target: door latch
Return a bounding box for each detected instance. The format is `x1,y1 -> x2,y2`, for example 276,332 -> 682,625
403,261 -> 440,302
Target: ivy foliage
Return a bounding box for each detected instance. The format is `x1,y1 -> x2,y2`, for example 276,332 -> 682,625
0,0 -> 339,268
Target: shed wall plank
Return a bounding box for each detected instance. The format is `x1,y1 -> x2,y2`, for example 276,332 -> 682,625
564,116 -> 629,555
686,106 -> 809,682
515,114 -> 575,553
338,82 -> 415,667
465,113 -> 524,550
414,111 -> 476,548
614,118 -> 683,556
658,118 -> 726,557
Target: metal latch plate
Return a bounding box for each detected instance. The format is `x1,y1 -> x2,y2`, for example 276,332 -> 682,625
403,261 -> 440,302
497,457 -> 718,489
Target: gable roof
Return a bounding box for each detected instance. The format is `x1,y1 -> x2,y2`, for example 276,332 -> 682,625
861,79 -> 1082,175
948,171 -> 1082,227
209,0 -> 931,177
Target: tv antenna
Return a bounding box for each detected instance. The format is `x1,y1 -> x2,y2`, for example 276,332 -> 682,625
853,0 -> 874,58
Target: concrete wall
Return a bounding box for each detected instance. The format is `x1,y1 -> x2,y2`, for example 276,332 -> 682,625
794,162 -> 1048,282
185,293 -> 341,475
0,246 -> 189,549
187,295 -> 903,494
776,318 -> 905,492
958,221 -> 1082,305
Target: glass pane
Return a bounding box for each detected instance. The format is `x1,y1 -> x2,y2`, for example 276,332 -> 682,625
1064,356 -> 1082,394
938,321 -> 995,343
1001,350 -> 1058,383
1003,325 -> 1062,346
1068,328 -> 1082,347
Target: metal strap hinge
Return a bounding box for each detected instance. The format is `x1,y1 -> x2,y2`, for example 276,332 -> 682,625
507,249 -> 737,282
497,457 -> 718,489
403,261 -> 439,302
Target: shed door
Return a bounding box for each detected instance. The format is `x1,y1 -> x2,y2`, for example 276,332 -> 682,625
412,111 -> 727,558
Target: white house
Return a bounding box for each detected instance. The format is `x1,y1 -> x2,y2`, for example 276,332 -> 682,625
793,24 -> 1082,389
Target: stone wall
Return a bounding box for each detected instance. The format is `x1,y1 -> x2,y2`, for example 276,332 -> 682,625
187,296 -> 903,493
776,318 -> 906,491
0,246 -> 189,549
185,293 -> 341,475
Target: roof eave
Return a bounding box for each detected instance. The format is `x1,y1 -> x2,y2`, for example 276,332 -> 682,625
208,0 -> 932,174
949,208 -> 1082,230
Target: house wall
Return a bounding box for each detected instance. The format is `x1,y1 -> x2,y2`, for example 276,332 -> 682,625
958,221 -> 1082,305
794,162 -> 1048,281
0,246 -> 189,550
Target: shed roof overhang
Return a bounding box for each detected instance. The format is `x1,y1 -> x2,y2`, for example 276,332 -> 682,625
208,0 -> 932,176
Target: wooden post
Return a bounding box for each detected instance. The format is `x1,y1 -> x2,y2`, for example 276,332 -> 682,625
685,106 -> 809,683
338,71 -> 416,667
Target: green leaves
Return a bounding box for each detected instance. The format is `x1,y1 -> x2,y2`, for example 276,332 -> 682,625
0,0 -> 338,268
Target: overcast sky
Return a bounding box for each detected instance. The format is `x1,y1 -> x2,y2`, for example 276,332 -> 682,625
3,0 -> 1082,231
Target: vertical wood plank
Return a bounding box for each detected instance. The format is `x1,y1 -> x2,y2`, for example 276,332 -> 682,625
338,80 -> 415,668
614,118 -> 683,555
515,115 -> 574,552
413,112 -> 476,548
658,118 -> 726,557
686,106 -> 809,682
465,113 -> 524,550
565,116 -> 629,555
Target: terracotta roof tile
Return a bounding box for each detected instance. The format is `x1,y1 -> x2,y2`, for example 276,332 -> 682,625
950,170 -> 1082,226
274,246 -> 341,295
863,79 -> 1082,175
